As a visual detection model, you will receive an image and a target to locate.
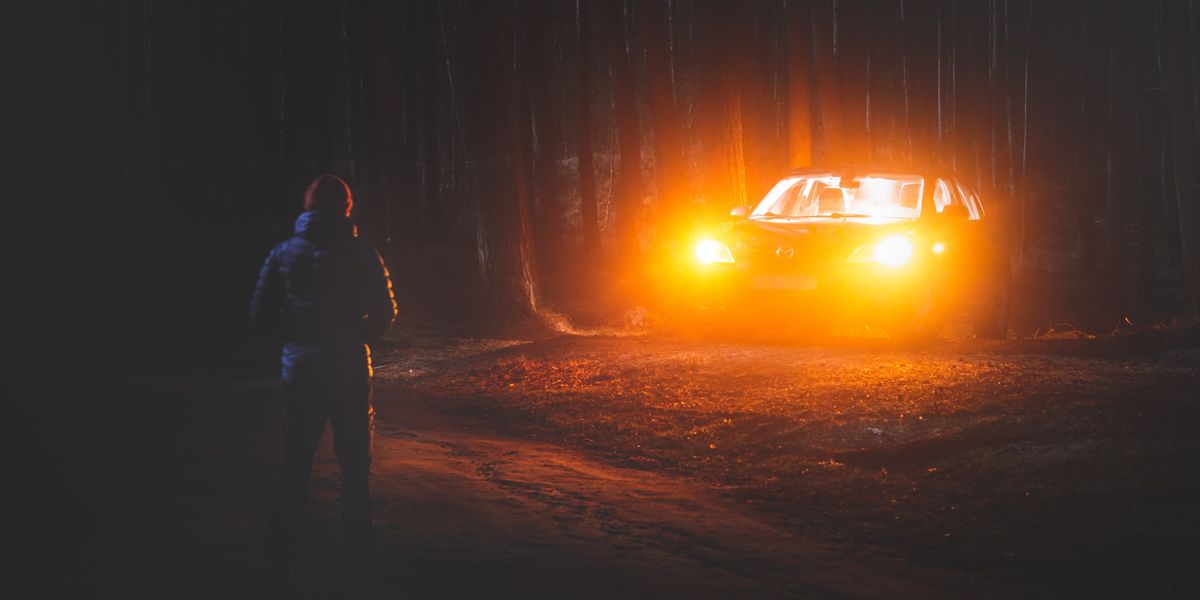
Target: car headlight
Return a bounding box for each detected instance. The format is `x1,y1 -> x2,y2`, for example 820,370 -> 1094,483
847,234 -> 914,267
695,239 -> 735,264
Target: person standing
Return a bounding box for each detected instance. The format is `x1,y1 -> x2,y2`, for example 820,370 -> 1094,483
251,173 -> 397,578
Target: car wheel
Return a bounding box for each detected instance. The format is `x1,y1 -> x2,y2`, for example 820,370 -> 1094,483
884,284 -> 944,345
973,264 -> 1010,340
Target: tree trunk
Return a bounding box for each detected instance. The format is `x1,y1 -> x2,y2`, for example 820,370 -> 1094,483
989,0 -> 1012,216
356,0 -> 419,271
1104,0 -> 1130,321
1165,0 -> 1200,318
458,0 -> 541,320
609,0 -> 645,276
643,0 -> 690,225
694,1 -> 750,208
1075,0 -> 1098,281
417,1 -> 445,244
836,0 -> 870,164
576,0 -> 602,261
525,0 -> 567,291
784,0 -> 814,168
809,0 -> 843,165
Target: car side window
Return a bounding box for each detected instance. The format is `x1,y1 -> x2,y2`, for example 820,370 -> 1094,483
934,179 -> 956,212
953,180 -> 985,220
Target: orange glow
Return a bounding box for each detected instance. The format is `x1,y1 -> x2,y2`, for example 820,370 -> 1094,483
873,235 -> 914,267
695,239 -> 734,264
646,169 -> 1008,340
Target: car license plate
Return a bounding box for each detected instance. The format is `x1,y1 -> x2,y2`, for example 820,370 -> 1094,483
752,274 -> 817,290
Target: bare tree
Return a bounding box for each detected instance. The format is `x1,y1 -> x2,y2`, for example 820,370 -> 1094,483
1165,0 -> 1199,318
1105,0 -> 1131,320
810,0 -> 843,165
609,0 -> 645,276
525,0 -> 568,289
783,0 -> 814,168
457,0 -> 541,319
576,0 -> 602,262
643,0 -> 690,224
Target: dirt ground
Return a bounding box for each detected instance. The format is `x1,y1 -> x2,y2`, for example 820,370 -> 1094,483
10,325 -> 1200,598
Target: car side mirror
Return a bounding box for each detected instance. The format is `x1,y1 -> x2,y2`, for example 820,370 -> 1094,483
730,205 -> 752,219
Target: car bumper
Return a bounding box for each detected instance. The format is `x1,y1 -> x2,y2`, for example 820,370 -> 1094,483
681,261 -> 940,325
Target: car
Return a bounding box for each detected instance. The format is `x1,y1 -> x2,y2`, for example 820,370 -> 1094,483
676,168 -> 1010,340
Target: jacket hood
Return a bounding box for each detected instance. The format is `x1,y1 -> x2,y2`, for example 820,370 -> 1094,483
294,210 -> 357,244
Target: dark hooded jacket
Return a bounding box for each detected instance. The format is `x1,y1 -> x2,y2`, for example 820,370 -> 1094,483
251,210 -> 397,383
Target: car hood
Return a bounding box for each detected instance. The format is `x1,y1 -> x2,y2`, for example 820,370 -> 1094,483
728,217 -> 917,268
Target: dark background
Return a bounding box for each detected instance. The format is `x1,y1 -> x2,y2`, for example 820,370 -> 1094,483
4,0 -> 1198,345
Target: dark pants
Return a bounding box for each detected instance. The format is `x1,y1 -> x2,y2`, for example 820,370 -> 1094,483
267,375 -> 375,566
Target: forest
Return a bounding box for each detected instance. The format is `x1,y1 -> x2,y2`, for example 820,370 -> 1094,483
7,0 -> 1199,338
7,3 -> 1200,596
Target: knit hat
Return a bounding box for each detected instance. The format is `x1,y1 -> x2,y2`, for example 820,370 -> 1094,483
304,173 -> 353,216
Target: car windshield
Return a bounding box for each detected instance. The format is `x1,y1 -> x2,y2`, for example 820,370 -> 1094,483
751,174 -> 924,220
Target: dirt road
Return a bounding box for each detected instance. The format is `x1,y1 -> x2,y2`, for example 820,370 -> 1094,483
354,400 -> 993,599
13,330 -> 1198,598
368,331 -> 1200,598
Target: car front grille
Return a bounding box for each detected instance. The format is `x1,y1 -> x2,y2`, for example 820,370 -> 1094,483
735,238 -> 823,272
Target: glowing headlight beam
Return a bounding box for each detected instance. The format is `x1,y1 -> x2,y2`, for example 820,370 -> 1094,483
695,239 -> 735,264
872,235 -> 914,267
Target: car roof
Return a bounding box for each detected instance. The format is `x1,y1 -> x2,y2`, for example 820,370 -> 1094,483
782,166 -> 958,181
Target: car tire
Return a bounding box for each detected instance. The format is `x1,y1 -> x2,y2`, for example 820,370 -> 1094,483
973,262 -> 1010,340
884,284 -> 944,345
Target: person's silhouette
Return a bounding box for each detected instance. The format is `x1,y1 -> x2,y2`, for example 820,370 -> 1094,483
251,173 -> 397,582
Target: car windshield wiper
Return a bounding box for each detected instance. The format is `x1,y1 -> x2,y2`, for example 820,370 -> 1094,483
784,212 -> 872,220
757,212 -> 873,219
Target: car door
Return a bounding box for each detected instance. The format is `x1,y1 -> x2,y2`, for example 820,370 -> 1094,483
952,179 -> 1009,312
925,178 -> 993,313
951,178 -> 1006,263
